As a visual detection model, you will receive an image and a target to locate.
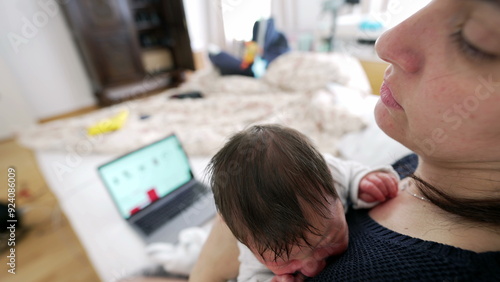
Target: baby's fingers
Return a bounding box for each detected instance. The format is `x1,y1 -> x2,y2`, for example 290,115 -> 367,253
377,173 -> 399,198
359,191 -> 378,203
359,179 -> 386,202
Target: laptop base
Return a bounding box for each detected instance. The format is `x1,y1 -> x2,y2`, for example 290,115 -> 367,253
139,192 -> 216,244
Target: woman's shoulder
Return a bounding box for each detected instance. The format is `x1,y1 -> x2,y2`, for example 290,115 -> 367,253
310,209 -> 500,281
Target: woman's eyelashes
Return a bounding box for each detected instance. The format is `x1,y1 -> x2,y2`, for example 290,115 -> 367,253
451,29 -> 497,61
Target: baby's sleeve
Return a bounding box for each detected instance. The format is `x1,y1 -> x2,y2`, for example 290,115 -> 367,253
323,154 -> 400,210
237,242 -> 274,282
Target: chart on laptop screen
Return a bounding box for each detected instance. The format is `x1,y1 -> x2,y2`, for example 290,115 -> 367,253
98,136 -> 192,219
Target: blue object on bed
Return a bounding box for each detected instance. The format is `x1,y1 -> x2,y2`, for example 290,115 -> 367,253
252,18 -> 290,64
208,51 -> 255,77
208,17 -> 290,77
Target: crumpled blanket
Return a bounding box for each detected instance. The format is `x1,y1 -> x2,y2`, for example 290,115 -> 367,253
18,89 -> 365,157
18,52 -> 371,157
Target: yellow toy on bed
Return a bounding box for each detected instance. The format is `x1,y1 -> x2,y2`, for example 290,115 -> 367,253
87,110 -> 129,136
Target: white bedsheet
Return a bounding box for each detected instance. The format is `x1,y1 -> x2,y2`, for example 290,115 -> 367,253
20,51 -> 373,159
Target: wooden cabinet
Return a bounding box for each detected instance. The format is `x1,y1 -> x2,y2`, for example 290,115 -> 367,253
61,0 -> 194,106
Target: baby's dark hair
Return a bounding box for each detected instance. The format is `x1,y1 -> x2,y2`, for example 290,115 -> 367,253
207,124 -> 339,260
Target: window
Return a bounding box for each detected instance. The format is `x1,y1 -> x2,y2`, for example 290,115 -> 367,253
221,0 -> 272,41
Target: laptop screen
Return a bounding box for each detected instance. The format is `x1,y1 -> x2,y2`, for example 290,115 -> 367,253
98,135 -> 193,219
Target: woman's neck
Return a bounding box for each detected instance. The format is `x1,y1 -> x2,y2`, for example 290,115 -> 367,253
415,157 -> 500,199
370,177 -> 500,253
370,156 -> 500,252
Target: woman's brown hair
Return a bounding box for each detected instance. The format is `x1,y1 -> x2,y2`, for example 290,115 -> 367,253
410,174 -> 500,225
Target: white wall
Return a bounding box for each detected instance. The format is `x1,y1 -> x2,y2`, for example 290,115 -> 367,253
363,0 -> 431,28
272,0 -> 324,36
183,0 -> 209,51
294,0 -> 325,32
185,0 -> 245,51
0,56 -> 36,140
0,0 -> 95,120
271,0 -> 335,50
270,0 -> 432,49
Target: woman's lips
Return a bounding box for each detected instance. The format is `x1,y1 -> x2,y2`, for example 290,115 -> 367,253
380,81 -> 403,110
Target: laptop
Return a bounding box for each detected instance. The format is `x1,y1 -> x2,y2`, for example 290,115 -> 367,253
97,134 -> 216,243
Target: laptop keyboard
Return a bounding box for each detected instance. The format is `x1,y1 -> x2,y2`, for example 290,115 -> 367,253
135,184 -> 208,236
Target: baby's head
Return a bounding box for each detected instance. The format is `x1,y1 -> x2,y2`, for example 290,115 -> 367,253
208,124 -> 349,278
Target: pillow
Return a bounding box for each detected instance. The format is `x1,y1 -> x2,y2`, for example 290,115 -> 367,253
263,52 -> 349,92
332,53 -> 373,94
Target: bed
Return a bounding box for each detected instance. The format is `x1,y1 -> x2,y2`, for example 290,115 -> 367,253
18,51 -> 411,281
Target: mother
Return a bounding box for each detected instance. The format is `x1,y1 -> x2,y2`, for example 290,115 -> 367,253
311,0 -> 500,272
188,0 -> 500,280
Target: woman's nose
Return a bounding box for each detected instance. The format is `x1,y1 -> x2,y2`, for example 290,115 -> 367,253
374,8 -> 426,74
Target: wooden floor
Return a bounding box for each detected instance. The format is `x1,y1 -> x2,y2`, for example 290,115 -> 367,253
0,138 -> 101,282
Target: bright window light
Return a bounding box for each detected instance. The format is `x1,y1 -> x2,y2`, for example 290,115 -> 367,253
221,0 -> 271,41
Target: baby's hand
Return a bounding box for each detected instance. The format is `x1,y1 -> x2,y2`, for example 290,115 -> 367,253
358,171 -> 399,203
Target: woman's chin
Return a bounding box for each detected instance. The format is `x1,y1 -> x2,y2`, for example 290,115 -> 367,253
374,100 -> 391,128
374,100 -> 401,141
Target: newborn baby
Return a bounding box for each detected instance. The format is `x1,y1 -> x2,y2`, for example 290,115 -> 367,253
207,124 -> 399,281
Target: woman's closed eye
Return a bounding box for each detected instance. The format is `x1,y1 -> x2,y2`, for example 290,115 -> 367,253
451,30 -> 497,61
452,2 -> 500,62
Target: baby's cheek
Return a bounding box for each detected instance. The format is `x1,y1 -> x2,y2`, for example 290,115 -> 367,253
313,234 -> 348,261
267,261 -> 301,276
301,258 -> 327,277
313,246 -> 336,260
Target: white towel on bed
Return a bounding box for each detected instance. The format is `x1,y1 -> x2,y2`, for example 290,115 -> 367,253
145,227 -> 209,276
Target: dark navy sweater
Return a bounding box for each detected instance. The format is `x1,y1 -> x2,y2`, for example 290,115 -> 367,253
309,209 -> 500,281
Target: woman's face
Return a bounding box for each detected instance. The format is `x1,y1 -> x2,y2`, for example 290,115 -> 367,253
374,0 -> 500,163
